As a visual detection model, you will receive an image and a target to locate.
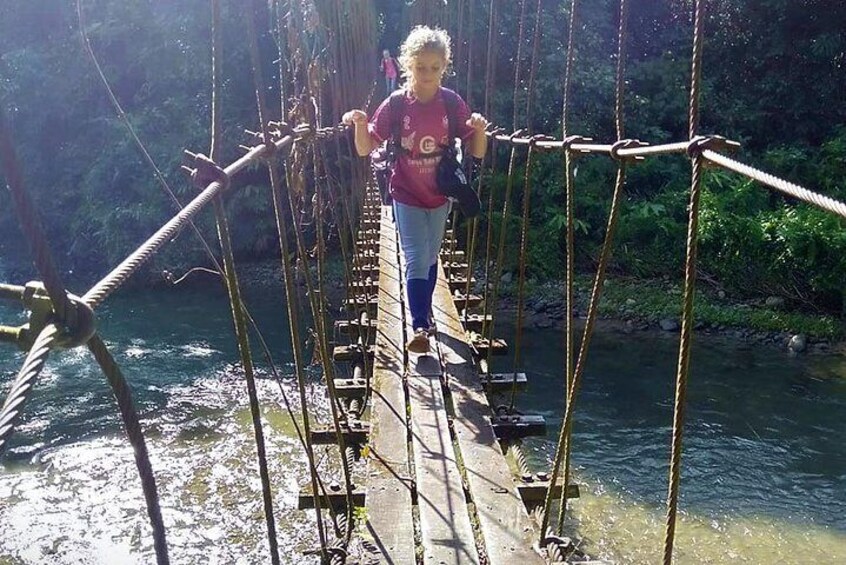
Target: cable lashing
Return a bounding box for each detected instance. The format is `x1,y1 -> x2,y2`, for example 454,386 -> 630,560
76,3 -> 338,560
462,0 -> 498,332
558,0 -> 581,534
444,0 -> 472,266
508,0 -> 544,412
281,83 -> 356,550
541,0 -> 630,540
311,142 -> 364,504
284,142 -> 357,545
250,1 -> 363,559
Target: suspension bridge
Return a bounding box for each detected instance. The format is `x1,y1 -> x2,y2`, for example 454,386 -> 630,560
1,0 -> 845,564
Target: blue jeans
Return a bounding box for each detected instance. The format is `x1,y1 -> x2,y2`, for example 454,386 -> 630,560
385,76 -> 397,95
394,201 -> 451,330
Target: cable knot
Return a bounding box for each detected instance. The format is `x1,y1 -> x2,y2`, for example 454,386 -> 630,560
609,138 -> 648,162
508,128 -> 527,142
182,151 -> 230,191
686,134 -> 741,159
21,282 -> 96,350
326,546 -> 347,561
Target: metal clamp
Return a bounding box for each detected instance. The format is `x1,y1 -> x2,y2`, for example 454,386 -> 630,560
686,134 -> 741,159
182,151 -> 231,191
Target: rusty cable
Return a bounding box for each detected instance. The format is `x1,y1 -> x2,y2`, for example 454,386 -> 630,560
663,1 -> 705,562
541,0 -> 631,540
481,0 -> 528,347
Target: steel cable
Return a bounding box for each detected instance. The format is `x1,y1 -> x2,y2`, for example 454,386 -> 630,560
481,0 -> 529,356
663,1 -> 705,562
541,0 -> 630,539
87,334 -> 169,564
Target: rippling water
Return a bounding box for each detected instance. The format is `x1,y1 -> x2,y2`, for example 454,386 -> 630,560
1,278 -> 845,564
0,283 -> 328,564
494,323 -> 846,564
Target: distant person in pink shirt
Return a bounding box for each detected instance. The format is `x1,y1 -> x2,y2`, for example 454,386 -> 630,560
344,26 -> 488,353
380,49 -> 399,95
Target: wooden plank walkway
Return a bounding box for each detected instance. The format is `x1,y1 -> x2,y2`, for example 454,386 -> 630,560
432,265 -> 544,564
400,258 -> 480,564
363,204 -> 416,564
357,201 -> 543,564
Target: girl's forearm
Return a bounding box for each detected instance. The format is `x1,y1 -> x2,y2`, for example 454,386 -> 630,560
354,124 -> 376,156
470,128 -> 487,159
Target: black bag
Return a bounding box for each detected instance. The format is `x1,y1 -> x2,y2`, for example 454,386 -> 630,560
435,89 -> 481,218
436,143 -> 480,218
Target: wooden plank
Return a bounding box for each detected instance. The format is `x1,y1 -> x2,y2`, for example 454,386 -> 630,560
470,337 -> 508,356
490,414 -> 547,439
310,421 -> 370,445
447,277 -> 476,292
298,484 -> 366,509
432,264 -> 544,565
440,249 -> 466,262
363,204 -> 416,564
480,372 -> 528,391
400,225 -> 479,564
332,344 -> 374,362
458,313 -> 492,332
335,318 -> 378,337
453,293 -> 483,310
516,481 -> 580,504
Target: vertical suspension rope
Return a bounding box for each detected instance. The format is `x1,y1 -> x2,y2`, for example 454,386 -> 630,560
463,0 -> 497,328
541,0 -> 630,540
273,3 -> 357,544
561,0 -> 580,402
225,4 -> 282,563
556,0 -> 582,533
481,0 -> 528,352
664,1 -> 706,562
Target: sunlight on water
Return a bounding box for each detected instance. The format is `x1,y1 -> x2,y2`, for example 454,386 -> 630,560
0,372 -> 327,564
561,476 -> 846,564
2,286 -> 845,563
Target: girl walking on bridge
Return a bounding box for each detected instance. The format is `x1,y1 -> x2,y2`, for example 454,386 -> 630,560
344,25 -> 488,354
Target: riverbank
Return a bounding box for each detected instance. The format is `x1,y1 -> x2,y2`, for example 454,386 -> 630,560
4,253 -> 842,358
493,273 -> 844,357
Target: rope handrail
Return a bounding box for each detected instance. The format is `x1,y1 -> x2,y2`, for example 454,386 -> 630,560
703,150 -> 846,219
81,129 -> 303,310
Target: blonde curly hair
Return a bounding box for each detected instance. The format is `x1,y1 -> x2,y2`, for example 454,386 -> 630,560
398,26 -> 452,87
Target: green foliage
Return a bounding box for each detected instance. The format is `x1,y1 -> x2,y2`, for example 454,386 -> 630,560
1,0 -> 845,321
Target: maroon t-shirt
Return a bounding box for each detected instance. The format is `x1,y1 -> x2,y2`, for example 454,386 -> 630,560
369,88 -> 474,209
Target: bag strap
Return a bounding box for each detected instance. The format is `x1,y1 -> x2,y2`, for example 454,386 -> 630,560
441,87 -> 460,149
386,90 -> 405,161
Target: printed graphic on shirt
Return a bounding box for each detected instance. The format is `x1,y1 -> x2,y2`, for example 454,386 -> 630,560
401,131 -> 416,152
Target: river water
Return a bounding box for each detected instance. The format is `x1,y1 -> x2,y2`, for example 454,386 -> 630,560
0,277 -> 844,564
